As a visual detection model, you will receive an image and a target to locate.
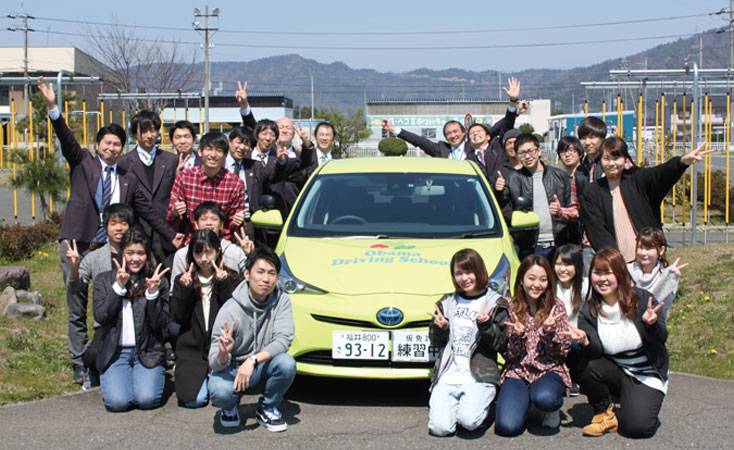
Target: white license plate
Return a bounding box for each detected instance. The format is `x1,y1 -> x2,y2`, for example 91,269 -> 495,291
391,330 -> 438,362
332,331 -> 389,360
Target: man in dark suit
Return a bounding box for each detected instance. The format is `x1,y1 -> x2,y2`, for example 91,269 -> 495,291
169,120 -> 202,173
118,110 -> 181,269
37,77 -> 183,385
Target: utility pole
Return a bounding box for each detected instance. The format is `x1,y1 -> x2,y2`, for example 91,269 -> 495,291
310,75 -> 314,122
193,5 -> 219,133
7,12 -> 35,108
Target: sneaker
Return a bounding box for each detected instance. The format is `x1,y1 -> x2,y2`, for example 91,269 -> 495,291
256,407 -> 288,432
541,410 -> 561,429
569,383 -> 580,397
219,406 -> 241,428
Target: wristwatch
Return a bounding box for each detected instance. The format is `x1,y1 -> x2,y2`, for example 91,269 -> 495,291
248,355 -> 258,365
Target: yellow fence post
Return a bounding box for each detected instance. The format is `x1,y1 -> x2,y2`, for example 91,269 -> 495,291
0,118 -> 3,169
28,97 -> 36,222
637,93 -> 643,164
689,100 -> 695,217
583,100 -> 588,117
100,100 -> 105,127
672,99 -> 678,210
660,94 -> 666,224
654,98 -> 660,164
11,98 -> 18,222
704,95 -> 709,224
708,99 -> 714,223
727,92 -> 731,226
82,100 -> 88,147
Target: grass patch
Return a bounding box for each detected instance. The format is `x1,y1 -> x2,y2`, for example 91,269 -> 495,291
0,242 -> 77,405
666,244 -> 734,380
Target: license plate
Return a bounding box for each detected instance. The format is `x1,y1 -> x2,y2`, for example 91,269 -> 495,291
391,330 -> 438,362
332,331 -> 389,360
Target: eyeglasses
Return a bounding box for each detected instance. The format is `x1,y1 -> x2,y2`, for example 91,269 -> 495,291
517,147 -> 539,158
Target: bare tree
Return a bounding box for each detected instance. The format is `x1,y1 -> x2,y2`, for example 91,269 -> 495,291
84,24 -> 198,111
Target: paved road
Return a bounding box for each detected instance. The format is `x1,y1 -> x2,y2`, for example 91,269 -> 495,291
0,372 -> 730,449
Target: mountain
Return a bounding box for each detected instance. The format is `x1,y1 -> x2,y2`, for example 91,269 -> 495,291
198,29 -> 730,114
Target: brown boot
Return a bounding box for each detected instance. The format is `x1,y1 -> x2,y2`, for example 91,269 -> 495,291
583,404 -> 618,437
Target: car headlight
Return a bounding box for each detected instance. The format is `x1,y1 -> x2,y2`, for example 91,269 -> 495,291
488,254 -> 511,298
278,254 -> 327,295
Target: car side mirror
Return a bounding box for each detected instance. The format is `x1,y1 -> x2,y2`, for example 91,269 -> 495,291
251,209 -> 283,230
259,194 -> 277,211
509,209 -> 540,261
514,196 -> 532,212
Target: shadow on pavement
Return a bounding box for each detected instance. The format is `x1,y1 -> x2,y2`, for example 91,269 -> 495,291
287,375 -> 431,407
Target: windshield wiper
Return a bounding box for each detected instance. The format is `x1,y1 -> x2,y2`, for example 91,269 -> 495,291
335,235 -> 391,239
452,230 -> 498,238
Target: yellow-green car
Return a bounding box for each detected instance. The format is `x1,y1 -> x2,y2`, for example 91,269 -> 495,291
252,157 -> 538,379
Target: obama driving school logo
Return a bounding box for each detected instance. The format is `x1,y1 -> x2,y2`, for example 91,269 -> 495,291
331,242 -> 447,267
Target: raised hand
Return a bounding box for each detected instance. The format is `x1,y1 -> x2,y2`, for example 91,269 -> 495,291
212,258 -> 228,281
503,76 -> 521,100
504,311 -> 525,335
173,200 -> 187,219
295,124 -> 311,145
145,263 -> 170,295
682,143 -> 712,166
495,171 -> 506,192
65,239 -> 81,268
218,320 -> 236,358
276,143 -> 290,160
179,262 -> 194,287
542,309 -> 565,333
233,227 -> 254,254
113,258 -> 129,288
669,257 -> 688,277
549,194 -> 562,218
36,76 -> 56,108
235,80 -> 249,107
642,296 -> 664,325
559,324 -> 589,346
429,305 -> 448,329
382,119 -> 397,134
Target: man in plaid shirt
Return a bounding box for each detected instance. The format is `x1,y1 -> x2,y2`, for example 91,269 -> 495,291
167,131 -> 246,243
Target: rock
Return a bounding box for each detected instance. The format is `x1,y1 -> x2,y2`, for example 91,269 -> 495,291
0,286 -> 18,314
4,302 -> 46,320
15,290 -> 43,305
0,267 -> 31,290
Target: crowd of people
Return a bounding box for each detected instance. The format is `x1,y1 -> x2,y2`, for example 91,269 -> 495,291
40,72 -> 704,437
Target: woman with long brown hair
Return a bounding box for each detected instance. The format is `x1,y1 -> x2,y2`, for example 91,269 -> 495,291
494,255 -> 572,436
564,248 -> 669,439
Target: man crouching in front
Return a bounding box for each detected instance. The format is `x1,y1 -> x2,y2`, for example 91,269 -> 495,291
207,247 -> 296,432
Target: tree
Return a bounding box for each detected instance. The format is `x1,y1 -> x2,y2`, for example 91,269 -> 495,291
378,137 -> 407,157
312,108 -> 371,158
17,90 -> 80,145
518,123 -> 535,135
7,150 -> 69,221
85,24 -> 197,111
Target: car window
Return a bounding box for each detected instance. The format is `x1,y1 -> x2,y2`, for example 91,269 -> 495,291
289,173 -> 501,238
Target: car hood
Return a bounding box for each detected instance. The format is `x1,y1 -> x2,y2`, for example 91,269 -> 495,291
281,237 -> 506,296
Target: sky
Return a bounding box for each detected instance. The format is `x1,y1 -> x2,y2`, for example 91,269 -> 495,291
0,0 -> 729,73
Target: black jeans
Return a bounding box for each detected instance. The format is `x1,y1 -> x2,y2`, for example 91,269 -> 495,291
578,357 -> 665,439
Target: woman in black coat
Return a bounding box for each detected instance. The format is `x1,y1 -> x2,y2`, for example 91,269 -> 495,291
171,229 -> 237,408
93,227 -> 170,412
581,137 -> 706,262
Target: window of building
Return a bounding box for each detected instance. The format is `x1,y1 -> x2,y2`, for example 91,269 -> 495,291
421,128 -> 436,139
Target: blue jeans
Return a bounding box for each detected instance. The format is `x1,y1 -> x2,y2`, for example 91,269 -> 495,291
100,347 -> 165,412
495,373 -> 565,437
208,353 -> 296,411
182,377 -> 209,409
428,381 -> 497,436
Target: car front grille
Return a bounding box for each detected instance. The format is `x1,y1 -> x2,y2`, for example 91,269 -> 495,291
310,314 -> 431,330
295,350 -> 434,369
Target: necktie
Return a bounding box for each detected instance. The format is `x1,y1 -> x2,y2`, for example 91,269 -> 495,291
257,153 -> 266,166
476,150 -> 485,167
94,166 -> 114,243
319,154 -> 328,165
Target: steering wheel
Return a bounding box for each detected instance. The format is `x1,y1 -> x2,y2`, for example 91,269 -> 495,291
331,215 -> 367,225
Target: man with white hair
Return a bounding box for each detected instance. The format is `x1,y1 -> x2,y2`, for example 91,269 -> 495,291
275,117 -> 300,159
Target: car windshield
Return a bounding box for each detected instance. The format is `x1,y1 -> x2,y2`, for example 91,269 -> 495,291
288,172 -> 501,238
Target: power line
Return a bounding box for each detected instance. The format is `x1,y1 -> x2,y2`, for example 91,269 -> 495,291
30,10 -> 725,37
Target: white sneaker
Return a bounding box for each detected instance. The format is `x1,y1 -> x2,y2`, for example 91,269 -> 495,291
220,406 -> 240,428
541,410 -> 561,428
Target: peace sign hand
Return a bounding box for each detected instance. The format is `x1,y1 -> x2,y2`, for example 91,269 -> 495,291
179,262 -> 194,287
503,76 -> 521,100
669,257 -> 688,277
682,143 -> 712,166
235,80 -> 249,107
559,324 -> 589,346
113,258 -> 129,288
504,311 -> 525,335
542,309 -> 565,333
642,296 -> 664,325
65,239 -> 81,268
212,259 -> 228,281
428,305 -> 448,329
145,263 -> 170,296
218,320 -> 236,356
295,124 -> 311,145
36,76 -> 56,108
233,226 -> 254,254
